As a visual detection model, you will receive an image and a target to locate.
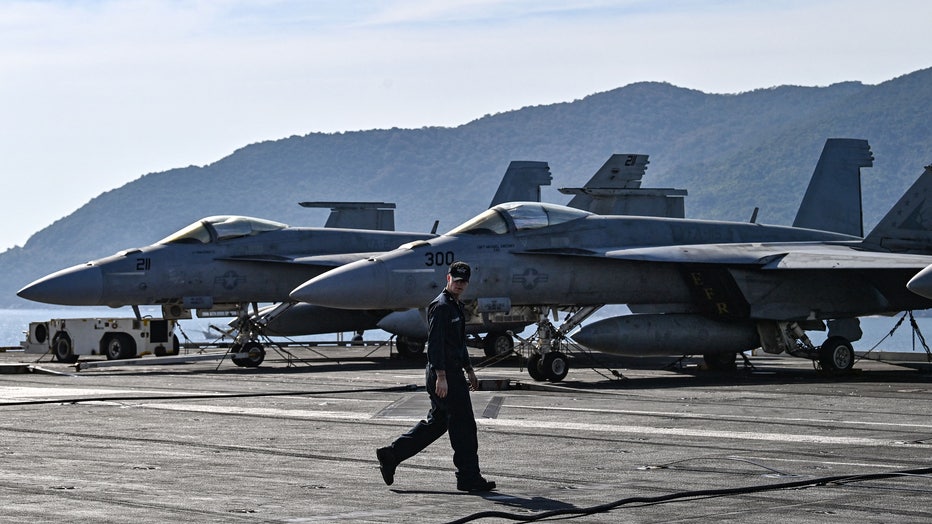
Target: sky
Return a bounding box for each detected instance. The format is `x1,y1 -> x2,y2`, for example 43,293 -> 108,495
1,0 -> 930,251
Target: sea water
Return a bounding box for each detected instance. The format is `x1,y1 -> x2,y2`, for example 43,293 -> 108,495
2,307 -> 931,354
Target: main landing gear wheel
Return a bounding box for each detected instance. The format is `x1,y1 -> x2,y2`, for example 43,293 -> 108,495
819,336 -> 854,372
483,331 -> 514,358
52,333 -> 78,364
232,341 -> 266,367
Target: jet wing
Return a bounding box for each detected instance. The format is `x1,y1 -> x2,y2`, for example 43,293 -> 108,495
519,243 -> 932,270
604,243 -> 932,269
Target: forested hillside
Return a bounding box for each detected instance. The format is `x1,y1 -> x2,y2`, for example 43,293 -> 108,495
4,67 -> 932,307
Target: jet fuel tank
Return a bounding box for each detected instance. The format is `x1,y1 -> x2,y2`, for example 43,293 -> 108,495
255,303 -> 388,337
572,313 -> 761,356
377,309 -> 428,339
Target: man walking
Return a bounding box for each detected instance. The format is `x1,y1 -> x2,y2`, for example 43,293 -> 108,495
376,261 -> 496,492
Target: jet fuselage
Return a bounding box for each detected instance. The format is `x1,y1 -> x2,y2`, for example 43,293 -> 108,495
18,216 -> 434,308
292,202 -> 932,321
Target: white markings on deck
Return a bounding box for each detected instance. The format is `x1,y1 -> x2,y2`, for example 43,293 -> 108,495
140,403 -> 372,420
505,403 -> 932,430
135,401 -> 930,449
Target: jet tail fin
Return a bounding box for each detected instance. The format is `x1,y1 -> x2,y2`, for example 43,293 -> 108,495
792,138 -> 873,236
863,164 -> 932,253
560,154 -> 687,218
298,202 -> 397,231
488,161 -> 552,207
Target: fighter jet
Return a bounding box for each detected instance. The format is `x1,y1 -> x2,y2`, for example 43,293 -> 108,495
241,160 -> 557,357
17,214 -> 438,363
291,158 -> 932,382
249,154 -> 687,358
17,215 -> 432,309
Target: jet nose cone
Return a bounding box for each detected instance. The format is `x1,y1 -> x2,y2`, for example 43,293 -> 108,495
17,264 -> 104,305
291,258 -> 389,310
907,264 -> 932,300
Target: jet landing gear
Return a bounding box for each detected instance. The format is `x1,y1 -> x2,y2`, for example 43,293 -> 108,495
527,350 -> 569,382
482,331 -> 515,358
518,306 -> 602,382
818,336 -> 855,372
758,320 -> 858,373
231,340 -> 266,367
224,303 -> 274,368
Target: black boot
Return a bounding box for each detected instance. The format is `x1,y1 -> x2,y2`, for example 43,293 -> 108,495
376,447 -> 397,486
457,476 -> 496,492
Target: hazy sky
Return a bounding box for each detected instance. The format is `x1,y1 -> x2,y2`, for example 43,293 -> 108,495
1,0 -> 930,251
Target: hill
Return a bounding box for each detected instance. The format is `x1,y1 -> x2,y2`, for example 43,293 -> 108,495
4,67 -> 932,307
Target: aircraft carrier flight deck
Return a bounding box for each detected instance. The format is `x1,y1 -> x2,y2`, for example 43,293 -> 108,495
2,345 -> 931,523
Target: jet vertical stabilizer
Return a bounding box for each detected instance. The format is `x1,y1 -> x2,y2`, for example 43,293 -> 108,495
864,164 -> 932,253
560,154 -> 687,218
299,201 -> 397,231
488,161 -> 552,207
793,138 -> 873,236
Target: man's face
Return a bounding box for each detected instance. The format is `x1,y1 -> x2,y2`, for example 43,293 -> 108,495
446,275 -> 469,296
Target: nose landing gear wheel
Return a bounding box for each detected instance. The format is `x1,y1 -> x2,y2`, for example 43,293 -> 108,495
232,341 -> 266,367
526,353 -> 545,381
526,352 -> 569,382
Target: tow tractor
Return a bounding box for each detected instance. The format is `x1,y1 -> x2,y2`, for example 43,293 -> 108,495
21,316 -> 181,363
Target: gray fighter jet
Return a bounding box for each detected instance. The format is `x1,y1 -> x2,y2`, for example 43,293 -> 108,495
291,157 -> 932,381
244,160 -> 557,357
255,154 -> 680,357
17,215 -> 431,309
15,214 -> 437,366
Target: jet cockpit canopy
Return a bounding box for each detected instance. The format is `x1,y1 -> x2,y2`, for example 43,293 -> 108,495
446,202 -> 591,236
158,216 -> 289,245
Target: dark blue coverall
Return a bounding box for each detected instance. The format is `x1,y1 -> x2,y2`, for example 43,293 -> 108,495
387,289 -> 482,482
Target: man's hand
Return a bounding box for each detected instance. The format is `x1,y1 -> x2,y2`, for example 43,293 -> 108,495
435,374 -> 448,398
467,369 -> 478,391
